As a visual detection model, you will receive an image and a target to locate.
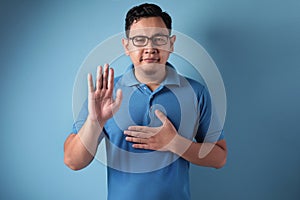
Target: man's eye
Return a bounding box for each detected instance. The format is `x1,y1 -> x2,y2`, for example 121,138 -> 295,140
134,37 -> 146,43
153,37 -> 166,43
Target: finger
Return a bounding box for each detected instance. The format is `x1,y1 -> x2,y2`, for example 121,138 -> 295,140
125,136 -> 147,143
87,73 -> 94,93
132,143 -> 150,149
96,66 -> 103,91
155,110 -> 167,124
124,130 -> 149,138
128,125 -> 152,132
103,64 -> 109,89
107,67 -> 114,94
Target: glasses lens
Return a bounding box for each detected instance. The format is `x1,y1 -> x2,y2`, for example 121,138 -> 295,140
152,35 -> 168,46
133,36 -> 147,47
131,35 -> 169,47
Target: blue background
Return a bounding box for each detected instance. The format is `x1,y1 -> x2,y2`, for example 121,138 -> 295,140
1,0 -> 299,199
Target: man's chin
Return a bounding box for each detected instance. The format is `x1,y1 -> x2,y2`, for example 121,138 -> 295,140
135,62 -> 166,75
136,62 -> 165,69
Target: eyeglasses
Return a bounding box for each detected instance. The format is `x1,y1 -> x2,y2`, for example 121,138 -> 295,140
129,35 -> 169,47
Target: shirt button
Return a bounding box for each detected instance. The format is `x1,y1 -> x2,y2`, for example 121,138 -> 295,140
144,87 -> 147,90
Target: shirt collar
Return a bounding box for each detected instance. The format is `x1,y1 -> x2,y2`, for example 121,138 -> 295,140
121,62 -> 181,87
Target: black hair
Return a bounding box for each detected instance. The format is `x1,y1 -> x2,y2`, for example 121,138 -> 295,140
125,3 -> 172,37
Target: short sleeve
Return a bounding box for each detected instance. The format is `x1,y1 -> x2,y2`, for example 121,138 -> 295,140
72,99 -> 88,134
71,99 -> 106,142
194,87 -> 224,143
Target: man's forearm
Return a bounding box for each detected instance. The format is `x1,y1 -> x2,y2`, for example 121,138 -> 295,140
64,116 -> 103,170
168,135 -> 227,169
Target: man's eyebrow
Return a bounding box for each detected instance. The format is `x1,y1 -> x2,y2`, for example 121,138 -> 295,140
152,32 -> 169,36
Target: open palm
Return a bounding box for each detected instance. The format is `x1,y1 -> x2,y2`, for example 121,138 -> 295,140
87,64 -> 122,127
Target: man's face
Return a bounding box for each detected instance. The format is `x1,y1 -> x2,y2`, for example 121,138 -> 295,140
122,17 -> 176,72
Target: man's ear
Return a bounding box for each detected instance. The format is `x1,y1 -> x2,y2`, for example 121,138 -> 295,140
122,38 -> 130,55
169,35 -> 176,52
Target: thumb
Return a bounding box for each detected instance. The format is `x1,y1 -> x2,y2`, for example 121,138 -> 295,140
113,89 -> 122,110
155,110 -> 167,123
87,73 -> 94,93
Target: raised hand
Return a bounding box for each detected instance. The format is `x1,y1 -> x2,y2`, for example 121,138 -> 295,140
87,64 -> 122,127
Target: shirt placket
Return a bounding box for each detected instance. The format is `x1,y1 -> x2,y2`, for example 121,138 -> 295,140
139,84 -> 164,126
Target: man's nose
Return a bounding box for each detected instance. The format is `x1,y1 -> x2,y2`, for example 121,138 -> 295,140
143,39 -> 158,54
144,47 -> 158,54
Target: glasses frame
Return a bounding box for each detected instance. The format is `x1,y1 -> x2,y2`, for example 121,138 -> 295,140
128,34 -> 170,47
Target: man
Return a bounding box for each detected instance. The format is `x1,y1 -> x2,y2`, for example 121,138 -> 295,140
64,3 -> 227,200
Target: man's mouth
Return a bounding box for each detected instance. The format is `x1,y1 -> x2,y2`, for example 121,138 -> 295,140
140,57 -> 160,63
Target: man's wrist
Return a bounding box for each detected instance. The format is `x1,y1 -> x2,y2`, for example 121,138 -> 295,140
87,115 -> 106,129
167,134 -> 193,157
85,116 -> 104,136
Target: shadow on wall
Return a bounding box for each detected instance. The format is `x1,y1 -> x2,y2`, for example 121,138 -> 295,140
189,10 -> 300,200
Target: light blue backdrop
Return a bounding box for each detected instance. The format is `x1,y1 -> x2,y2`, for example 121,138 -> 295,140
0,0 -> 299,199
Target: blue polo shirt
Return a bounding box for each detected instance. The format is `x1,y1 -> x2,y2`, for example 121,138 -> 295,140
72,63 -> 224,200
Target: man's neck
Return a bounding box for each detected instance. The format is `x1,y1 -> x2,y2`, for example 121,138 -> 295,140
134,64 -> 166,91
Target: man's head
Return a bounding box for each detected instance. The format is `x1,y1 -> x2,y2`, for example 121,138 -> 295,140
125,3 -> 172,38
122,3 -> 176,74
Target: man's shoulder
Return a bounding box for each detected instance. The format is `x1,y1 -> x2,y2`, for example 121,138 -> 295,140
114,75 -> 123,83
178,74 -> 206,94
113,73 -> 132,87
